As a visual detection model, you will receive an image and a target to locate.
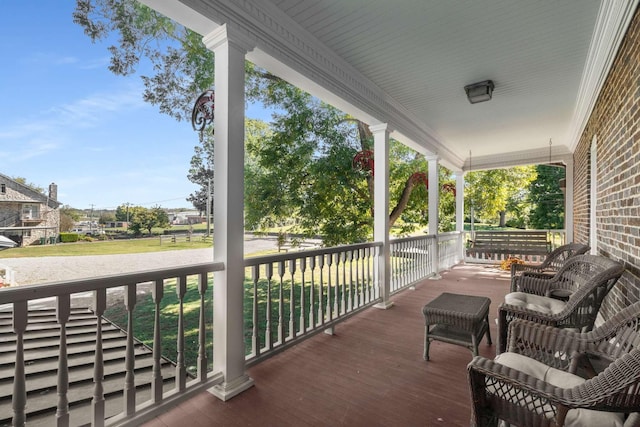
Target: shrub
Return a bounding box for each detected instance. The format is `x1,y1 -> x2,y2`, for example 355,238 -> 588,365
59,233 -> 79,243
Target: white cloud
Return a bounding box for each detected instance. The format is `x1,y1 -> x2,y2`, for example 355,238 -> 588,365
22,52 -> 79,66
79,56 -> 111,70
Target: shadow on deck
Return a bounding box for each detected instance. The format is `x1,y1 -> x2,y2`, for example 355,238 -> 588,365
144,263 -> 511,427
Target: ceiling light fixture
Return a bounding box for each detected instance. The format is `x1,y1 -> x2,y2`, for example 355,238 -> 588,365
464,80 -> 494,104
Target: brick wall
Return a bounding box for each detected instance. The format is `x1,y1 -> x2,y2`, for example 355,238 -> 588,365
573,4 -> 640,320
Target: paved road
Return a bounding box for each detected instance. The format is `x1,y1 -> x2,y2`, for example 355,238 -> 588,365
0,234 -> 319,286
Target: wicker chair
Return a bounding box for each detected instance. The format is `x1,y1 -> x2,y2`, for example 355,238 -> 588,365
468,301 -> 640,427
498,254 -> 624,354
510,243 -> 590,292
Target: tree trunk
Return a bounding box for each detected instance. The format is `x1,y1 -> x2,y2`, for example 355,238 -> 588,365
357,121 -> 374,215
389,179 -> 417,227
355,120 -> 424,228
499,211 -> 506,227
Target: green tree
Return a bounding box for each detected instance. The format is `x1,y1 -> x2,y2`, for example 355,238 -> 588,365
186,132 -> 213,214
465,167 -> 537,227
528,165 -> 565,229
59,205 -> 81,232
73,0 -> 212,121
98,211 -> 116,225
115,204 -> 132,222
127,205 -> 169,235
12,177 -> 45,194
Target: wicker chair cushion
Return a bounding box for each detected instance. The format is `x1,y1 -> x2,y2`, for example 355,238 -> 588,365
504,292 -> 566,315
495,352 -> 624,427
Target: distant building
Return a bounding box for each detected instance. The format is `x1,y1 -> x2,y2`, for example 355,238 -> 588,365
170,211 -> 204,225
0,174 -> 61,246
104,221 -> 129,229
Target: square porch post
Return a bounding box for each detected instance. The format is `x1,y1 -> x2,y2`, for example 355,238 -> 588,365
564,157 -> 574,243
455,171 -> 465,262
371,124 -> 393,309
428,156 -> 441,279
204,24 -> 254,401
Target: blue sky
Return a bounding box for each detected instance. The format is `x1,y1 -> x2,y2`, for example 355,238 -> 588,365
0,1 -> 269,210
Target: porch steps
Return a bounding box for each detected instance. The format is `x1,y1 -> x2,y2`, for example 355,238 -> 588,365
0,307 -> 179,427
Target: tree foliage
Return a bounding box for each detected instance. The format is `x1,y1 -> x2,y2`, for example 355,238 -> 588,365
114,204 -> 132,222
528,165 -> 565,229
73,0 -> 213,121
12,176 -> 45,194
127,205 -> 170,235
59,205 -> 81,232
465,167 -> 537,226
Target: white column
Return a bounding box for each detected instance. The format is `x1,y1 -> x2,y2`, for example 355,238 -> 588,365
564,156 -> 574,243
455,171 -> 465,262
428,156 -> 441,279
204,24 -> 254,401
371,124 -> 393,309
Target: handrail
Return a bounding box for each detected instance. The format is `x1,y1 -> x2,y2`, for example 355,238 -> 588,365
244,241 -> 383,265
0,262 -> 224,305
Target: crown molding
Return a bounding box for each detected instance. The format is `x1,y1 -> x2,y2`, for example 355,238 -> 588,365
566,0 -> 639,152
465,146 -> 572,172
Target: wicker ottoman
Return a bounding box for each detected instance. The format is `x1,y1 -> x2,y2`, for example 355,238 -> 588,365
422,292 -> 492,360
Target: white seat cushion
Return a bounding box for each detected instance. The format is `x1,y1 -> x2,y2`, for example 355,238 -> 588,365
495,352 -> 624,427
504,292 -> 566,315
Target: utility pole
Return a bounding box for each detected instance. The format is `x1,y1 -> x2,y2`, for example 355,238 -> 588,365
89,204 -> 95,234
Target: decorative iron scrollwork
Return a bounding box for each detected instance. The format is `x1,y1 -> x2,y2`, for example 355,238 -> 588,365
352,150 -> 375,175
191,89 -> 215,141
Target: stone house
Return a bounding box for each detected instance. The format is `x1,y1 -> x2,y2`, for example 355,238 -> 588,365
0,173 -> 61,246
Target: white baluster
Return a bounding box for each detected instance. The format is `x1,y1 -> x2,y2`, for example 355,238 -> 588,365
197,272 -> 208,381
151,279 -> 164,402
365,247 -> 373,300
363,248 -> 370,302
325,254 -> 333,322
251,265 -> 260,357
56,295 -> 70,427
288,259 -> 296,340
277,260 -> 285,344
308,256 -> 316,329
92,289 -> 106,426
265,262 -> 273,350
347,251 -> 354,311
355,249 -> 362,304
124,284 -> 136,415
12,300 -> 27,427
175,275 -> 187,391
340,252 -> 346,314
317,255 -> 324,325
299,257 -> 306,334
367,246 -> 382,298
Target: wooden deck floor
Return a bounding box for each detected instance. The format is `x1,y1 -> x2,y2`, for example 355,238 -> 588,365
143,264 -> 511,427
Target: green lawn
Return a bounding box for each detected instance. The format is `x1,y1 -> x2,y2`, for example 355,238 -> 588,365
0,237 -> 214,258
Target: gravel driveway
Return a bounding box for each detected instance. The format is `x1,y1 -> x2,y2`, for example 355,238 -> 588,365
0,234 -> 319,286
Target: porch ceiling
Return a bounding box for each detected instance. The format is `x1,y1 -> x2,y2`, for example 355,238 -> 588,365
141,0 -> 637,171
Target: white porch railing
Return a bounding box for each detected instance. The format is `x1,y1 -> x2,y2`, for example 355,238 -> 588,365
0,263 -> 224,427
0,233 -> 466,426
244,242 -> 382,365
390,234 -> 435,293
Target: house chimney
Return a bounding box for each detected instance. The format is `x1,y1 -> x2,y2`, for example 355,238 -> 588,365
49,182 -> 58,200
